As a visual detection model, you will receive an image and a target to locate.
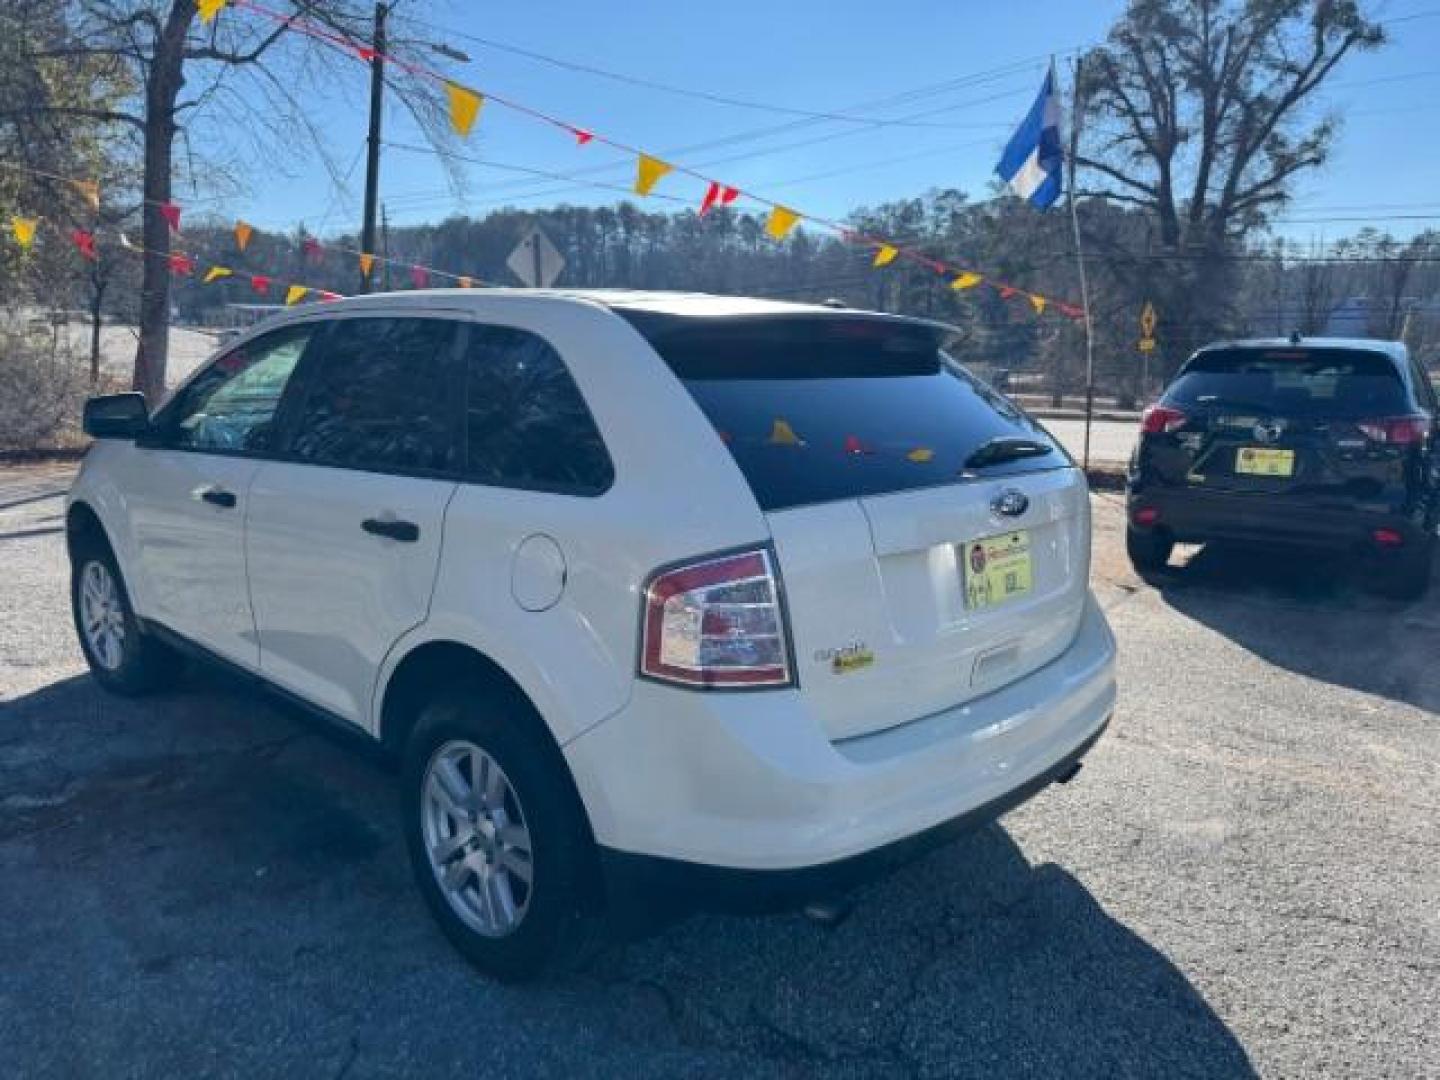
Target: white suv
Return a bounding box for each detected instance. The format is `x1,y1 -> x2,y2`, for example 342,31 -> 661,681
68,290 -> 1116,979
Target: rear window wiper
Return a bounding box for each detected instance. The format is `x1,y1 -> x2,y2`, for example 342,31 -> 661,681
963,436 -> 1055,469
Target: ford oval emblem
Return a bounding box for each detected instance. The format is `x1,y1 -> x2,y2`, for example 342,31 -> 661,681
992,489 -> 1029,518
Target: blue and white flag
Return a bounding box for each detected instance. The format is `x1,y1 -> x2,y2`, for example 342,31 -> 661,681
996,68 -> 1064,209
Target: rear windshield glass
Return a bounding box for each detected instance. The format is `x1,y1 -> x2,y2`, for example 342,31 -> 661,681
626,315 -> 1065,512
1167,348 -> 1407,417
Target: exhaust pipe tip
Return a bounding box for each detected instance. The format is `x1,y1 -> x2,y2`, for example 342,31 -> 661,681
1053,759 -> 1083,785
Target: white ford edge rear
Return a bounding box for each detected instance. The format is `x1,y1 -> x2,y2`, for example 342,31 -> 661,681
68,289 -> 1114,980
567,299 -> 1115,879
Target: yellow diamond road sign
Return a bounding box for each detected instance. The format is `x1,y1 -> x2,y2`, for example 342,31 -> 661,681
1140,301 -> 1158,338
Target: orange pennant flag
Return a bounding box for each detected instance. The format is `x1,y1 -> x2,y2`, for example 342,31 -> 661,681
358,252 -> 375,279
457,276 -> 474,288
234,220 -> 252,251
1029,295 -> 1047,315
203,266 -> 233,284
634,154 -> 673,196
445,82 -> 484,138
950,272 -> 983,291
10,217 -> 37,251
73,180 -> 100,212
768,418 -> 803,446
765,206 -> 800,240
872,245 -> 899,268
197,0 -> 227,24
285,285 -> 308,306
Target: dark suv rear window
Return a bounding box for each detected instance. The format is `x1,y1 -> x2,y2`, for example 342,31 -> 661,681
627,314 -> 1065,511
1167,348 -> 1408,417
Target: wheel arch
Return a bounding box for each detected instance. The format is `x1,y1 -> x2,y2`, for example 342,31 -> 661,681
66,499 -> 113,562
378,638 -> 603,876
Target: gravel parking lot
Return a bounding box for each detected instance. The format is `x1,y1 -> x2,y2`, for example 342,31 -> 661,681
1,465 -> 1436,1078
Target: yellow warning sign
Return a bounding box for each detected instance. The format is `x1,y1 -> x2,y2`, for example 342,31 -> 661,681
1140,301 -> 1158,338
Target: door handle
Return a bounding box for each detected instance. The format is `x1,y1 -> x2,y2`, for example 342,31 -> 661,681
195,486 -> 237,508
362,517 -> 420,543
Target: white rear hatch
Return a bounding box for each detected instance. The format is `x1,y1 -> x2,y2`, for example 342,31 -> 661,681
626,308 -> 1090,741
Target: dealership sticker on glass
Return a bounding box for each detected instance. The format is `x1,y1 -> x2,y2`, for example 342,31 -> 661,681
963,531 -> 1033,610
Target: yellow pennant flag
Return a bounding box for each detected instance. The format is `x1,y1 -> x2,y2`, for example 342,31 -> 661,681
197,0 -> 227,24
872,245 -> 898,268
11,217 -> 37,250
906,448 -> 935,463
765,206 -> 800,240
445,82 -> 484,138
1029,294 -> 1047,315
203,266 -> 233,284
234,220 -> 252,251
358,252 -> 375,279
950,272 -> 983,291
285,285 -> 309,306
768,418 -> 803,446
73,180 -> 100,211
634,154 -> 673,196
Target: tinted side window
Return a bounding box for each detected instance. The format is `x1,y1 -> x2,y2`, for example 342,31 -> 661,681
165,326 -> 311,453
464,326 -> 613,494
288,317 -> 460,473
1408,356 -> 1437,411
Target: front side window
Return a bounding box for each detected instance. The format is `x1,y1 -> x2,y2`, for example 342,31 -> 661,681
164,326 -> 312,453
287,317 -> 461,473
464,326 -> 613,494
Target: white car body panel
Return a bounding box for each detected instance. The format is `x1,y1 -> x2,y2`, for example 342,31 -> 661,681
68,289 -> 1118,878
246,463 -> 457,725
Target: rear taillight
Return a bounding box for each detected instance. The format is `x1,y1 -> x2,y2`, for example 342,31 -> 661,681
1141,404 -> 1187,435
1357,416 -> 1431,445
640,547 -> 793,689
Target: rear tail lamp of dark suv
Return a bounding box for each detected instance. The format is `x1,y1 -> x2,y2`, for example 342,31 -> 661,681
1140,404 -> 1188,435
640,548 -> 794,689
1357,416 -> 1431,446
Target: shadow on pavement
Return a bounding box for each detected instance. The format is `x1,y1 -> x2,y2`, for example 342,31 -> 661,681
1150,542 -> 1440,712
0,670 -> 1254,1078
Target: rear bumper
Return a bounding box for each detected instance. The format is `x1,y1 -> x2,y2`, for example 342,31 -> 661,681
563,593 -> 1116,875
598,719 -> 1106,917
1128,484 -> 1423,552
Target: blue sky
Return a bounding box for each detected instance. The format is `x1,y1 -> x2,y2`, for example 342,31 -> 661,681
203,1 -> 1440,244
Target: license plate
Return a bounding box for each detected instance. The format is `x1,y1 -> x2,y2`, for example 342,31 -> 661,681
963,530 -> 1033,610
1235,447 -> 1295,477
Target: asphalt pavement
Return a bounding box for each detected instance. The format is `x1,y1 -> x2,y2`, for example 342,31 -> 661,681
1,465 -> 1436,1078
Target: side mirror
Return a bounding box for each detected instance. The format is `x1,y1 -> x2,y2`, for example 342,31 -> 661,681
83,393 -> 150,440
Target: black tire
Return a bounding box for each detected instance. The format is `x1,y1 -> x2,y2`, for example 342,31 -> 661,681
1126,525 -> 1175,574
70,533 -> 182,696
401,684 -> 599,982
1372,539 -> 1434,601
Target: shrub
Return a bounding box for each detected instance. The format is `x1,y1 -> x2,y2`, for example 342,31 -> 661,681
0,322 -> 94,452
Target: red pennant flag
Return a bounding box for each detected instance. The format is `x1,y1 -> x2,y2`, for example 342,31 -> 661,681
410,264 -> 430,289
571,127 -> 594,145
719,185 -> 740,207
251,275 -> 271,296
356,46 -> 377,62
318,290 -> 343,302
70,229 -> 97,261
158,202 -> 181,232
699,182 -> 722,217
999,286 -> 1018,300
168,252 -> 194,276
843,434 -> 875,456
302,236 -> 323,263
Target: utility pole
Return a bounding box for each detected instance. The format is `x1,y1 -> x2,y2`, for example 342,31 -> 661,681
359,1 -> 388,294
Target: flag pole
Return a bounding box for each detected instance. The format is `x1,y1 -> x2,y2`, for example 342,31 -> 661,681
1063,54 -> 1097,471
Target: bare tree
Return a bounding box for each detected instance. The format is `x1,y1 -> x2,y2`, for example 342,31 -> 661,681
7,0 -> 450,400
1076,0 -> 1383,358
